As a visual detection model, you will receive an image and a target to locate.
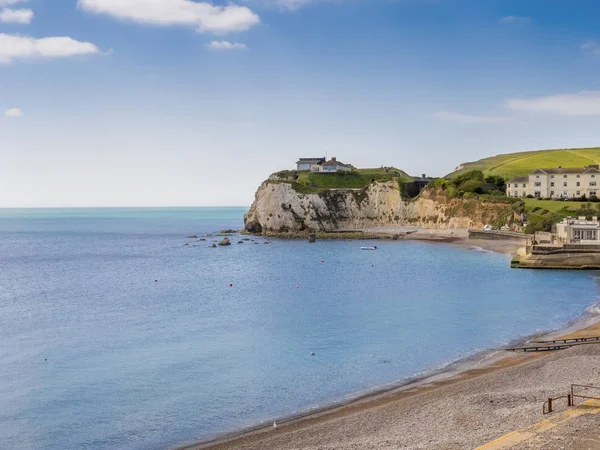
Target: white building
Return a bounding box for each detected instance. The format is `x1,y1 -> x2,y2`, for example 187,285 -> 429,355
507,165 -> 600,199
296,157 -> 326,171
556,217 -> 600,244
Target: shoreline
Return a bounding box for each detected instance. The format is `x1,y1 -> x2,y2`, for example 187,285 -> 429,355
182,309 -> 600,450
179,230 -> 600,450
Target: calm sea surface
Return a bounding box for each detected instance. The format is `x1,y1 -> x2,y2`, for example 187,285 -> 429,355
0,207 -> 598,450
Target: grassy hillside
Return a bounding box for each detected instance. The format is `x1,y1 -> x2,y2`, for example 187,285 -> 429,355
449,147 -> 600,179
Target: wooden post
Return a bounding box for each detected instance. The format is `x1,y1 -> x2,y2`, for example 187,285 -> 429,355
568,394 -> 573,407
548,398 -> 553,413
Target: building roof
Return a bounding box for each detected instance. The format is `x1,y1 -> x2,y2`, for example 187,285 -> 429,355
531,165 -> 600,175
322,159 -> 350,168
296,157 -> 325,164
508,176 -> 529,183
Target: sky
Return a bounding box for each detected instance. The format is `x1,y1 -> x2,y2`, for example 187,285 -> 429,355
2,0 -> 600,207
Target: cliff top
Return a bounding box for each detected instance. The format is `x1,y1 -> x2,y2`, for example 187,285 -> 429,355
270,167 -> 414,194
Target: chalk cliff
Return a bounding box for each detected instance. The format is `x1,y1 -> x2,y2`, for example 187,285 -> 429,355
244,180 -> 511,233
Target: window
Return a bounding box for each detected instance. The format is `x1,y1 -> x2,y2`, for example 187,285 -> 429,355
577,191 -> 581,195
536,175 -> 540,179
591,182 -> 597,186
522,183 -> 526,187
564,182 -> 568,187
550,191 -> 555,196
535,182 -> 541,187
564,175 -> 568,178
551,175 -> 555,179
593,175 -> 596,178
535,191 -> 541,198
514,191 -> 518,197
577,182 -> 581,187
573,229 -> 597,241
563,191 -> 568,196
550,182 -> 555,187
577,175 -> 581,178
591,191 -> 597,196
507,183 -> 511,188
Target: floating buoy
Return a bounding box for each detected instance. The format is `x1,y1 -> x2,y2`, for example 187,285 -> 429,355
321,260 -> 324,263
230,284 -> 233,287
296,285 -> 300,289
155,280 -> 158,282
311,352 -> 315,356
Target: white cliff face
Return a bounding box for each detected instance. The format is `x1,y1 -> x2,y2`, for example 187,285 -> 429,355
244,181 -> 510,233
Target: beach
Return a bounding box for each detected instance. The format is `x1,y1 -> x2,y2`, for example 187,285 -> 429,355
186,231 -> 600,450
186,323 -> 600,450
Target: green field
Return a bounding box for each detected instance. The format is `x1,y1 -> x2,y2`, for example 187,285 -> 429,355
522,198 -> 588,213
448,147 -> 600,179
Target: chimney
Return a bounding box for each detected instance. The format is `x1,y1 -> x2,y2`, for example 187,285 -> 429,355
332,157 -> 336,162
422,174 -> 426,179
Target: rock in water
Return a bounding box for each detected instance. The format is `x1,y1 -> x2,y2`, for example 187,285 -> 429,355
308,233 -> 317,243
186,235 -> 198,239
211,243 -> 217,248
218,238 -> 231,246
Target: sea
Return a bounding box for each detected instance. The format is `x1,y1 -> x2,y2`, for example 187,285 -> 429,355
0,207 -> 598,450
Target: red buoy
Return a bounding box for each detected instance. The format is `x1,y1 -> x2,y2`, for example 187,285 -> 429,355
230,284 -> 233,287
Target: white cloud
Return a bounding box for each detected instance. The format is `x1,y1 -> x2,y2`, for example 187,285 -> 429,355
0,8 -> 34,23
581,40 -> 600,56
0,0 -> 28,5
506,91 -> 600,116
0,34 -> 100,64
4,108 -> 23,117
433,111 -> 509,124
244,0 -> 338,11
205,40 -> 247,50
78,0 -> 260,34
499,16 -> 531,24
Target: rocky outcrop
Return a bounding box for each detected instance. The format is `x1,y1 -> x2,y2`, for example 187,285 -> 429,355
244,181 -> 512,233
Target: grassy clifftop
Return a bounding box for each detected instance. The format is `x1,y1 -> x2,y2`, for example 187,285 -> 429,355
449,147 -> 600,179
271,168 -> 414,194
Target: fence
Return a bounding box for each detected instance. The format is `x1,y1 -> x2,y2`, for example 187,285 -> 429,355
543,384 -> 600,414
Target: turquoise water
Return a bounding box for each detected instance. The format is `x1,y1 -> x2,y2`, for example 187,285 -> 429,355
0,207 -> 598,450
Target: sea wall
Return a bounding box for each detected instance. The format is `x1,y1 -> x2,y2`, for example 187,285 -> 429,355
244,181 -> 511,234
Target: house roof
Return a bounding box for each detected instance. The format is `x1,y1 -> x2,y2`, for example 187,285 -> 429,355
508,176 -> 529,183
296,157 -> 325,164
531,166 -> 600,175
322,159 -> 350,168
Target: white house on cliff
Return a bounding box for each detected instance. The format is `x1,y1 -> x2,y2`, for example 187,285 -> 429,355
296,157 -> 352,173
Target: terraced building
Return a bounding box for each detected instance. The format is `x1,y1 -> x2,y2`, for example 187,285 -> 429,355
507,165 -> 600,199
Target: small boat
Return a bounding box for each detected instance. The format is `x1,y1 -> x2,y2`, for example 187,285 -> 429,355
360,246 -> 378,250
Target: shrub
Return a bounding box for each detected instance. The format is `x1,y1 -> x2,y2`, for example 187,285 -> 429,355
452,170 -> 484,187
463,192 -> 478,199
459,179 -> 484,194
525,215 -> 554,234
434,178 -> 447,189
484,175 -> 506,187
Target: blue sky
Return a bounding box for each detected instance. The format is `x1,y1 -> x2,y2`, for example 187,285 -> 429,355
2,0 -> 600,207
